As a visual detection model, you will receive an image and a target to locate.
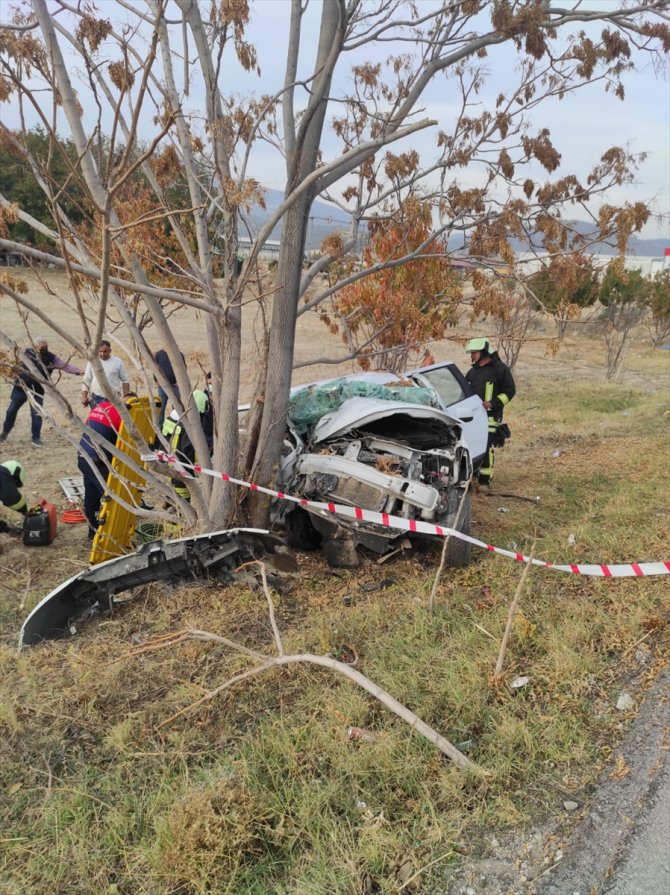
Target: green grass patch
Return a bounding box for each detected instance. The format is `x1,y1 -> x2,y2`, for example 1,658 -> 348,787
572,387 -> 643,415
1,373 -> 669,894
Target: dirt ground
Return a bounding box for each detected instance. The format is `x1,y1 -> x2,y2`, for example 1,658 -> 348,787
0,267 -> 364,588
0,266 -> 667,632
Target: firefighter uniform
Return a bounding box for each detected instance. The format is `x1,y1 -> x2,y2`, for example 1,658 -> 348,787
465,340 -> 515,484
77,401 -> 122,539
161,389 -> 213,502
0,460 -> 27,515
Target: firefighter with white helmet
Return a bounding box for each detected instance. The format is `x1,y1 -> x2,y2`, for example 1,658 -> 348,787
465,338 -> 515,485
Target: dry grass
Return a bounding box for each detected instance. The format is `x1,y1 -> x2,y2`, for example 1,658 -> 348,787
0,272 -> 669,893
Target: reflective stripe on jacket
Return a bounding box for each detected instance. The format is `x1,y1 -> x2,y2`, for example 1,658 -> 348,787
0,465 -> 27,514
465,353 -> 516,421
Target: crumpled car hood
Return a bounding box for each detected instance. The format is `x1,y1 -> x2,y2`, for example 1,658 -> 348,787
312,397 -> 461,444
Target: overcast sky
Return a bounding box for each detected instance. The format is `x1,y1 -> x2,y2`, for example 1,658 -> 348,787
1,0 -> 668,240
238,1 -> 670,241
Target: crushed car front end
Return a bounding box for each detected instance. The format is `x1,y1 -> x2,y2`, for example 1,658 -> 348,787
279,383 -> 475,566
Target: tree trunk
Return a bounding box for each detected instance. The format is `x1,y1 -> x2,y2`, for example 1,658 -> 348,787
211,219 -> 242,526
248,200 -> 310,522
246,1 -> 344,524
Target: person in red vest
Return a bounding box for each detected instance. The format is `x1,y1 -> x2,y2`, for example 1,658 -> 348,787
77,401 -> 122,540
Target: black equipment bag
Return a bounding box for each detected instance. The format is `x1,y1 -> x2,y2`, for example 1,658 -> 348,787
23,512 -> 50,546
492,422 -> 511,448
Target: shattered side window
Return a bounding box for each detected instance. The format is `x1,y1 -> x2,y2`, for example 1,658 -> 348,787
419,366 -> 466,408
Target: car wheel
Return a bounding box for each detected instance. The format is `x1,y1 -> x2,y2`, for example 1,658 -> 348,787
303,514 -> 359,567
322,531 -> 359,568
440,489 -> 472,568
285,507 -> 323,551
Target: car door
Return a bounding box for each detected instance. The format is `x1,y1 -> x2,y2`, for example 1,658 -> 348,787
409,361 -> 488,462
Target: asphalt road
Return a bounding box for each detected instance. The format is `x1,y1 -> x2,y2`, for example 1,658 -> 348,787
538,667 -> 670,895
603,760 -> 670,895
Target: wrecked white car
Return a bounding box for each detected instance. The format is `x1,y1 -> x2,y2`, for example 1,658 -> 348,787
277,362 -> 488,567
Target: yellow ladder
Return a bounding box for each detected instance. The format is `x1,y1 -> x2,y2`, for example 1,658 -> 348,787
88,396 -> 159,566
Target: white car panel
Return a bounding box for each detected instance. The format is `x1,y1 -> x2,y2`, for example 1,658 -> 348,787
409,364 -> 488,461
312,396 -> 460,443
296,452 -> 440,512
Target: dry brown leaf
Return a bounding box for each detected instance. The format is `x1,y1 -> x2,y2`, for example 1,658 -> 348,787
609,753 -> 630,780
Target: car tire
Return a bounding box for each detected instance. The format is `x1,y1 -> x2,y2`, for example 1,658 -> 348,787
322,531 -> 359,568
285,507 -> 323,551
441,489 -> 472,568
302,514 -> 359,567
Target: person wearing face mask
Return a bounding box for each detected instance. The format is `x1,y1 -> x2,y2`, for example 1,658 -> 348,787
0,337 -> 83,448
80,340 -> 131,409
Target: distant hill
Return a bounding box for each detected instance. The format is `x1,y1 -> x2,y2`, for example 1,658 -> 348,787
243,189 -> 350,250
246,190 -> 667,257
628,236 -> 669,257
506,220 -> 668,258
447,221 -> 667,258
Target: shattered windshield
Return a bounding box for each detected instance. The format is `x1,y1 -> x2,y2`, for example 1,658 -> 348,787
287,378 -> 437,437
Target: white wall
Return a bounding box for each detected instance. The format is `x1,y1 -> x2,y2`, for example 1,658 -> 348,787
515,252 -> 668,278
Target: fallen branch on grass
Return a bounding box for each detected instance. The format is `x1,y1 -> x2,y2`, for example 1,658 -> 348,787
494,540 -> 536,677
116,563 -> 487,773
483,492 -> 540,504
429,481 -> 471,612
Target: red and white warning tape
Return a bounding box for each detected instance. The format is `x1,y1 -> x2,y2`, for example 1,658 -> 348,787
142,452 -> 670,578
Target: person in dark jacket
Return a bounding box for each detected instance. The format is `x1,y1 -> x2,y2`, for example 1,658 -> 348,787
0,338 -> 83,447
465,338 -> 516,485
77,401 -> 122,539
154,348 -> 184,429
0,460 -> 27,521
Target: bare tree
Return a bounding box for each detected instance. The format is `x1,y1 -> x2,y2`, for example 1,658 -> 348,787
471,276 -> 541,369
0,1 -> 667,531
646,269 -> 670,347
598,263 -> 650,378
